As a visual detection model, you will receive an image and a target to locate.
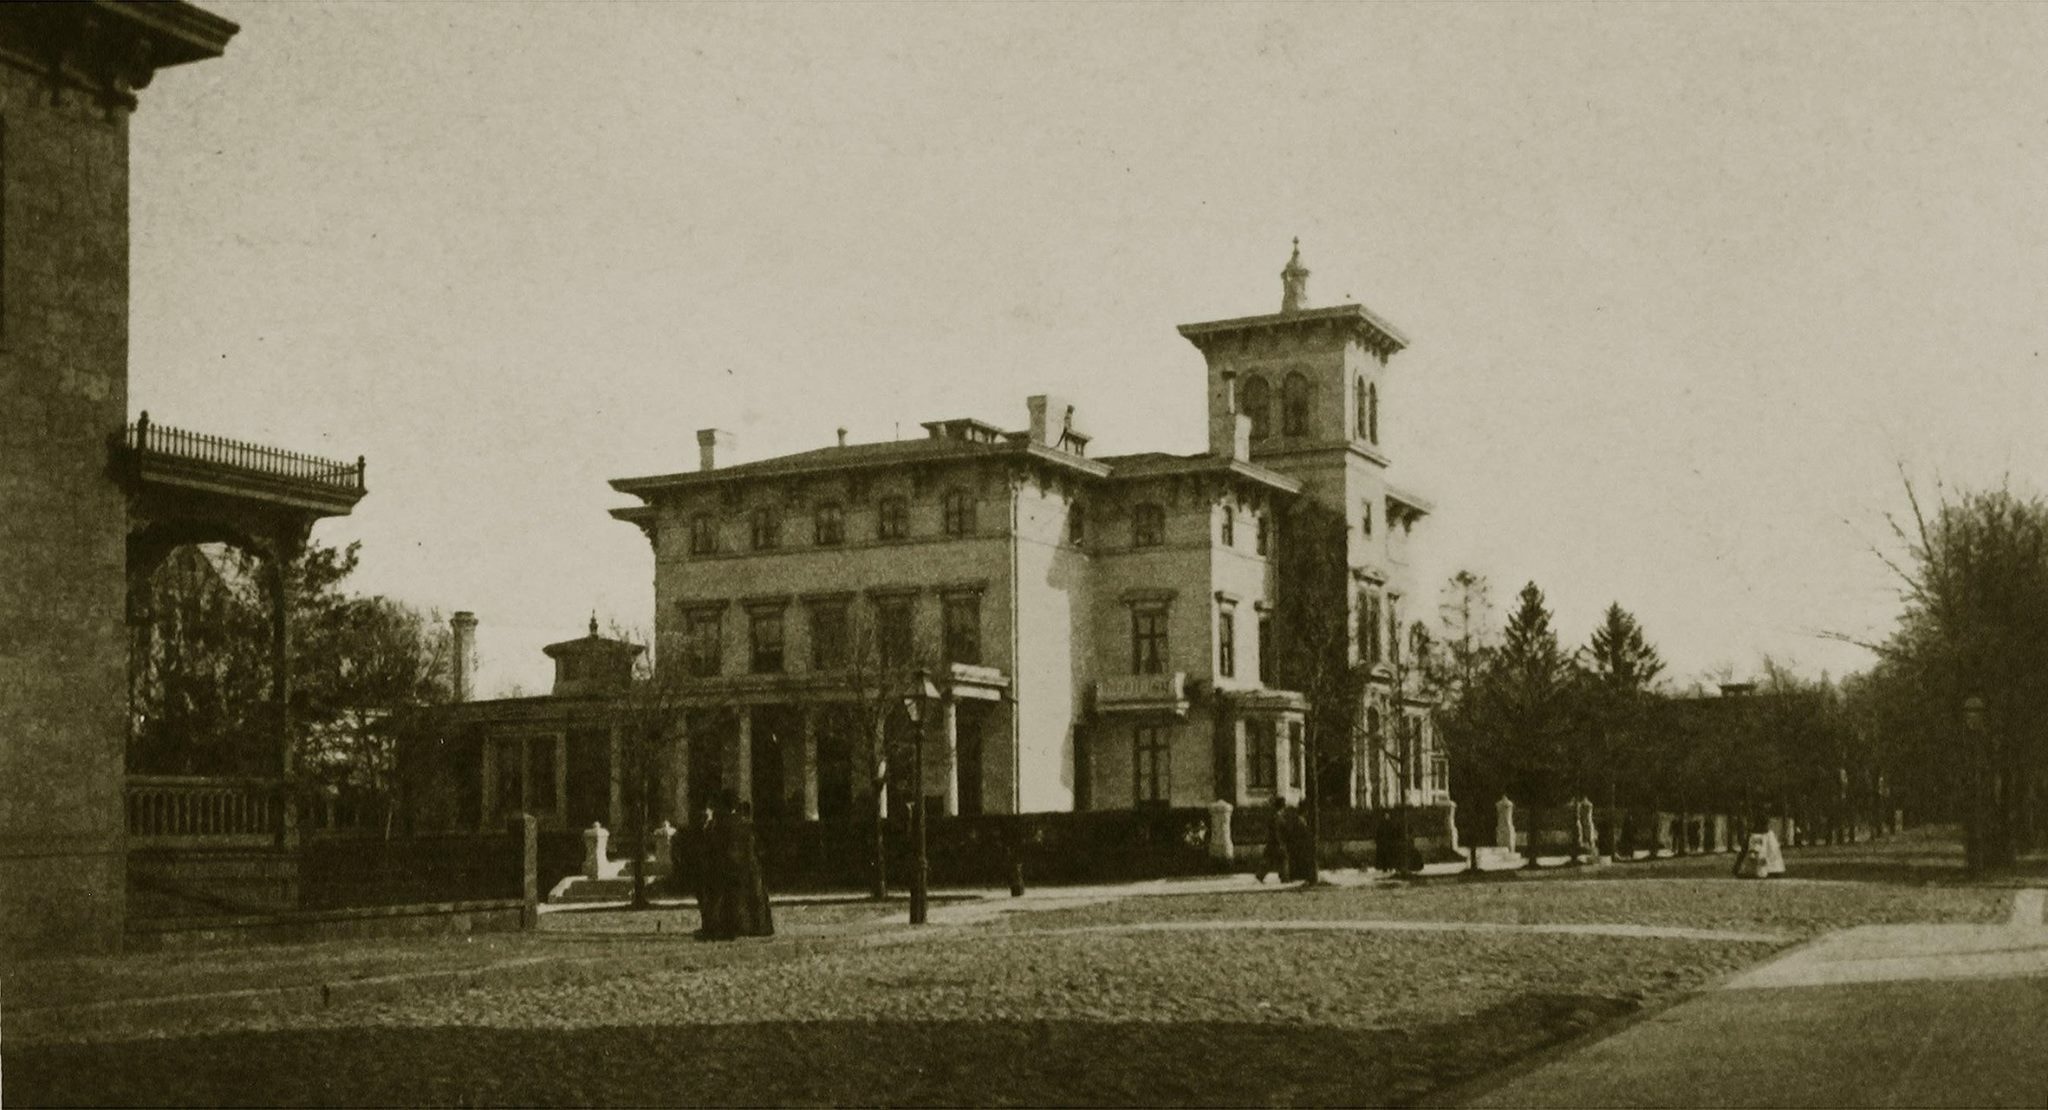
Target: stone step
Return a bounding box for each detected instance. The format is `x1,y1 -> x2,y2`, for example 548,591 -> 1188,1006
547,874 -> 676,904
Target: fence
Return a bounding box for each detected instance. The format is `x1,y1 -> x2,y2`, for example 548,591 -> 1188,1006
122,411 -> 365,492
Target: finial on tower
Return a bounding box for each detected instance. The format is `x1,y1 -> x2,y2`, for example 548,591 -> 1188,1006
1281,238 -> 1310,314
589,612 -> 599,638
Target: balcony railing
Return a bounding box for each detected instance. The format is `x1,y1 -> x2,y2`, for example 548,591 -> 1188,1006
1095,672 -> 1190,715
126,775 -> 283,848
123,412 -> 365,493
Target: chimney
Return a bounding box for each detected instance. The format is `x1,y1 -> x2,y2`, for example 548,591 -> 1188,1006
1209,371 -> 1250,460
450,611 -> 477,703
836,427 -> 848,447
696,428 -> 734,472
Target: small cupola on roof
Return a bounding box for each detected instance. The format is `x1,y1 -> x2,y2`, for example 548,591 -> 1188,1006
1281,237 -> 1310,314
542,616 -> 643,698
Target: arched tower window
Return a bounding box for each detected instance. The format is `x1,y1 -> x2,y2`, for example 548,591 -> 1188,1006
1367,382 -> 1379,445
1282,372 -> 1310,437
1240,375 -> 1272,439
1355,375 -> 1368,440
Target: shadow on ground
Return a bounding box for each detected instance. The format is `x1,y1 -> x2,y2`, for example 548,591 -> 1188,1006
11,993 -> 1634,1107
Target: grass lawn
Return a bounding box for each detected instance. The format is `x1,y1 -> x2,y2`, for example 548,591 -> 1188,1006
6,851 -> 2022,1107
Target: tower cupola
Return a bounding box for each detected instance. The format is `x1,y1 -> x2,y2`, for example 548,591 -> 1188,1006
1281,238 -> 1310,314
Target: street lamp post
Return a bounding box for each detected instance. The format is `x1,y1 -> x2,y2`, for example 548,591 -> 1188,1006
902,669 -> 939,925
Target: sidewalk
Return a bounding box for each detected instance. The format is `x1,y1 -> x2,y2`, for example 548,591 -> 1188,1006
1461,889 -> 2048,1107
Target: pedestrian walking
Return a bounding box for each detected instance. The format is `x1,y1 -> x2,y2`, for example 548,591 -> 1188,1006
1256,796 -> 1292,883
695,800 -> 731,940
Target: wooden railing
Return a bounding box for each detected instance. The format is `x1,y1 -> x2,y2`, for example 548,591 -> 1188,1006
127,775 -> 282,847
124,411 -> 365,492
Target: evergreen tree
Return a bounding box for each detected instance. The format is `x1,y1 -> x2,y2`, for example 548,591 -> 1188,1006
1580,603 -> 1664,854
1488,582 -> 1575,813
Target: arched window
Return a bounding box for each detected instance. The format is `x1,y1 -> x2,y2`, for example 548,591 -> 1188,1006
1367,382 -> 1379,445
1282,372 -> 1310,437
942,489 -> 975,537
1132,503 -> 1165,548
1240,375 -> 1272,439
1355,375 -> 1368,440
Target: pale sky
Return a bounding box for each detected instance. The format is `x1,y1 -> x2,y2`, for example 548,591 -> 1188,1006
129,2 -> 2048,697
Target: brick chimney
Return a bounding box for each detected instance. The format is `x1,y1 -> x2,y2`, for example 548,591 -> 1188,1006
450,611 -> 477,703
696,428 -> 734,472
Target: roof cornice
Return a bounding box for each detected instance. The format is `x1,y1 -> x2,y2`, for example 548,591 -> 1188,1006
1177,303 -> 1408,358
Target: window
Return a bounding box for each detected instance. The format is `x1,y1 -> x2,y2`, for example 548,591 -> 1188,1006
749,609 -> 785,673
1360,590 -> 1383,665
1241,375 -> 1272,438
942,489 -> 975,537
1356,374 -> 1369,441
1220,506 -> 1235,548
1131,606 -> 1168,674
1387,598 -> 1401,667
1132,503 -> 1165,548
1287,721 -> 1305,790
1217,609 -> 1236,678
1367,382 -> 1380,445
749,507 -> 781,551
531,736 -> 558,815
814,503 -> 845,546
877,496 -> 908,540
1068,502 -> 1086,545
682,609 -> 722,677
1245,720 -> 1275,789
1255,513 -> 1270,557
876,597 -> 914,668
1282,372 -> 1310,436
1361,502 -> 1373,537
810,601 -> 848,670
1257,613 -> 1274,683
942,593 -> 981,665
1134,725 -> 1170,806
689,514 -> 718,556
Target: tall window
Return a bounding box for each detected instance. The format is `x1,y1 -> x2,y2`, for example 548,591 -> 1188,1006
942,593 -> 981,665
1245,719 -> 1275,789
1220,506 -> 1235,548
749,507 -> 781,551
942,489 -> 975,536
683,609 -> 723,677
814,503 -> 845,546
810,601 -> 848,670
1132,503 -> 1165,548
749,609 -> 785,674
1241,375 -> 1272,439
1282,372 -> 1310,436
876,496 -> 908,540
1068,502 -> 1086,545
1255,513 -> 1270,556
1356,374 -> 1369,441
876,597 -> 914,668
1257,613 -> 1273,684
1134,725 -> 1170,806
689,514 -> 718,556
1131,606 -> 1168,674
1387,598 -> 1402,667
1217,609 -> 1236,678
1287,721 -> 1305,790
1360,590 -> 1383,664
1361,501 -> 1373,537
1367,382 -> 1379,444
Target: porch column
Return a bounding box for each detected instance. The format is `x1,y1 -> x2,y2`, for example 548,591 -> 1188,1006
801,706 -> 820,821
266,552 -> 297,848
1231,720 -> 1249,806
607,724 -> 623,827
670,713 -> 690,825
735,707 -> 753,805
941,697 -> 960,817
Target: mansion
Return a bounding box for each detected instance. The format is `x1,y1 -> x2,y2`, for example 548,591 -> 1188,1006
586,246 -> 1447,829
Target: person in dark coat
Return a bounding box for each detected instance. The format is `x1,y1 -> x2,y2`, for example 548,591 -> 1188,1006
695,801 -> 731,940
1279,799 -> 1313,884
724,800 -> 775,937
1256,796 -> 1293,883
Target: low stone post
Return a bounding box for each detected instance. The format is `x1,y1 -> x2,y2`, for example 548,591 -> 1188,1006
584,822 -> 608,880
1576,797 -> 1603,864
647,820 -> 677,878
1207,799 -> 1236,867
1495,796 -> 1517,853
1441,798 -> 1460,853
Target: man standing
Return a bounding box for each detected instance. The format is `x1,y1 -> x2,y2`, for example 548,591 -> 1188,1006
1256,796 -> 1293,883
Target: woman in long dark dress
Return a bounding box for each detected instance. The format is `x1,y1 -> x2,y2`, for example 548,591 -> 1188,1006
725,801 -> 775,937
695,801 -> 732,940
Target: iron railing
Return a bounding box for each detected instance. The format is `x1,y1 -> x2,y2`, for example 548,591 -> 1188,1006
124,411 -> 365,492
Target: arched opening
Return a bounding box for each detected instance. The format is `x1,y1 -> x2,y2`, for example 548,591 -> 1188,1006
1282,372 -> 1310,437
1240,375 -> 1272,438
